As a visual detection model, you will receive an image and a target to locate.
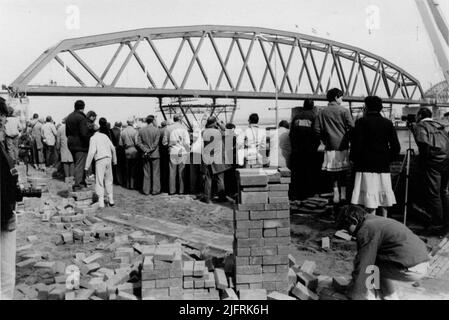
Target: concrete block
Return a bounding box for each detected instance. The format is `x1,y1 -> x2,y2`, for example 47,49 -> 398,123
277,228 -> 290,237
269,196 -> 289,204
193,261 -> 206,277
221,288 -> 239,300
268,184 -> 289,191
335,230 -> 353,241
300,260 -> 316,275
251,246 -> 277,257
183,261 -> 194,276
239,289 -> 267,300
269,191 -> 289,198
235,257 -> 249,266
214,268 -> 228,290
234,210 -> 249,221
83,253 -> 103,264
278,168 -> 291,177
265,203 -> 290,210
235,238 -> 264,248
240,192 -> 268,204
263,255 -> 288,265
235,247 -> 251,256
263,229 -> 277,237
235,229 -> 249,239
297,271 -> 318,291
263,265 -> 276,273
249,257 -> 263,265
236,265 -> 262,275
267,291 -> 296,300
322,237 -> 330,249
242,186 -> 269,192
291,282 -> 318,300
236,203 -> 265,211
280,177 -> 291,184
237,173 -> 268,187
249,228 -> 263,238
142,256 -> 154,271
236,274 -> 262,284
235,219 -> 263,230
250,210 -> 277,220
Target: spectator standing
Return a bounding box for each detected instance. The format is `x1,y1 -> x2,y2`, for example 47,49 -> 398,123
4,107 -> 22,164
119,119 -> 139,189
110,121 -> 123,185
163,115 -> 190,195
56,117 -> 74,179
200,117 -> 230,203
159,120 -> 170,193
411,108 -> 449,235
350,96 -> 400,218
237,113 -> 267,168
290,99 -> 320,200
314,88 -> 354,204
41,116 -> 57,167
224,123 -> 238,198
30,113 -> 45,170
85,123 -> 117,208
137,115 -> 161,195
277,120 -> 291,168
66,100 -> 90,191
0,98 -> 19,299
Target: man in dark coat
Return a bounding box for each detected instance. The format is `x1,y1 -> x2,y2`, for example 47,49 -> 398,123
337,205 -> 430,300
200,116 -> 231,203
137,115 -> 161,195
66,100 -> 90,191
111,121 -> 123,185
0,97 -> 20,299
289,99 -> 321,200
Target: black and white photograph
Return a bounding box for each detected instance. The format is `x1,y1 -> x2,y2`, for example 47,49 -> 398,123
1,0 -> 449,307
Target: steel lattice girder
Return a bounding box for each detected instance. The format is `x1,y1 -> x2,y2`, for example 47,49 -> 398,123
9,25 -> 426,105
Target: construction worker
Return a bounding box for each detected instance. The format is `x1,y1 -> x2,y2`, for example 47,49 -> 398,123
119,119 -> 139,190
336,205 -> 430,300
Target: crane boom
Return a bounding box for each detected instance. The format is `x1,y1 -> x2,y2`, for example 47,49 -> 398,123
416,0 -> 449,84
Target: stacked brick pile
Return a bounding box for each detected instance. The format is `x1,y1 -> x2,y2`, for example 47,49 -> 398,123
181,260 -> 220,300
140,243 -> 184,300
233,167 -> 291,296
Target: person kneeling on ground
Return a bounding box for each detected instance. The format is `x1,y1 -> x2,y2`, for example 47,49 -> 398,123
85,121 -> 117,208
336,205 -> 430,300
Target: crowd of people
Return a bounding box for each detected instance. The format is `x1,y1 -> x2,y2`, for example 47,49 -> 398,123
2,87 -> 449,300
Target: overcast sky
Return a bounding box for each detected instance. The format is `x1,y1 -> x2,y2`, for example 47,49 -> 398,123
1,0 -> 448,123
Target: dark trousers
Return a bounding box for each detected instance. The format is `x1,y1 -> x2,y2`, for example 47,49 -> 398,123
160,146 -> 169,193
423,164 -> 449,226
124,158 -> 137,190
290,152 -> 320,200
224,167 -> 237,197
203,166 -> 225,201
63,163 -> 75,178
169,160 -> 185,195
44,145 -> 56,167
142,157 -> 161,195
113,147 -> 124,186
72,151 -> 87,189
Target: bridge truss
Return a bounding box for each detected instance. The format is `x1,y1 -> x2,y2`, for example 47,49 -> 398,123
8,25 -> 427,124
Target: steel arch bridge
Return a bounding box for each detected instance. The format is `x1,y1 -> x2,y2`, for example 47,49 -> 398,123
8,25 -> 426,109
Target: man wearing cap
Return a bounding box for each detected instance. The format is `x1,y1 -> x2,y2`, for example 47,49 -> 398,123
119,118 -> 139,189
85,124 -> 117,208
162,115 -> 190,195
137,115 -> 161,195
66,100 -> 90,191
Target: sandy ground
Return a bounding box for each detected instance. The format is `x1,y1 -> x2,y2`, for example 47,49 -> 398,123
12,164 -> 449,299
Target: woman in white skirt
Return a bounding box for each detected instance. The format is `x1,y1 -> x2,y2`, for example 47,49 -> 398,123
314,88 -> 355,204
350,96 -> 401,217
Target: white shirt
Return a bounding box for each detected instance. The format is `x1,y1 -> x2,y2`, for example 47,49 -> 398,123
163,122 -> 190,155
4,116 -> 22,137
41,122 -> 57,146
85,132 -> 117,170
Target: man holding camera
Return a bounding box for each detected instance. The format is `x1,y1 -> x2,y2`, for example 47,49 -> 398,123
411,108 -> 449,235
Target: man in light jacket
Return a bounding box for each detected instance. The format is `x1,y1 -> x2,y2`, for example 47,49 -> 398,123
41,115 -> 57,167
4,107 -> 22,164
85,123 -> 117,208
162,115 -> 190,195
